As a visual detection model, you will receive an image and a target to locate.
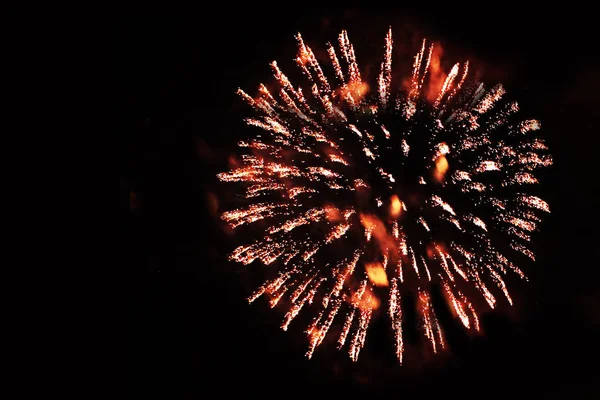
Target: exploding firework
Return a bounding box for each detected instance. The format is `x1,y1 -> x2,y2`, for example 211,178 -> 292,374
217,29 -> 552,364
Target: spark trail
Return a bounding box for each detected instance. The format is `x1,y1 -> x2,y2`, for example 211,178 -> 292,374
218,29 -> 552,363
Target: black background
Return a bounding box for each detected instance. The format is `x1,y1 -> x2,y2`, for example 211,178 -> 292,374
121,7 -> 599,398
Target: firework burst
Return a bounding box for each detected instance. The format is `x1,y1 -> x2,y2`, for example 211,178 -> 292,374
217,28 -> 552,364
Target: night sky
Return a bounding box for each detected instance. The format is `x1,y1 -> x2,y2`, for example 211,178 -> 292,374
121,8 -> 599,398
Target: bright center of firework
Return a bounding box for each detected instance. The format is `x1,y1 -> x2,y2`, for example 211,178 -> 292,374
218,28 -> 552,364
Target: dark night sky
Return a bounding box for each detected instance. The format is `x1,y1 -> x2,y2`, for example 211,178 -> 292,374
121,8 -> 599,398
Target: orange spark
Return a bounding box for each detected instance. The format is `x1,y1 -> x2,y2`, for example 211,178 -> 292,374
434,155 -> 449,183
389,195 -> 403,219
341,81 -> 369,102
365,262 -> 389,287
